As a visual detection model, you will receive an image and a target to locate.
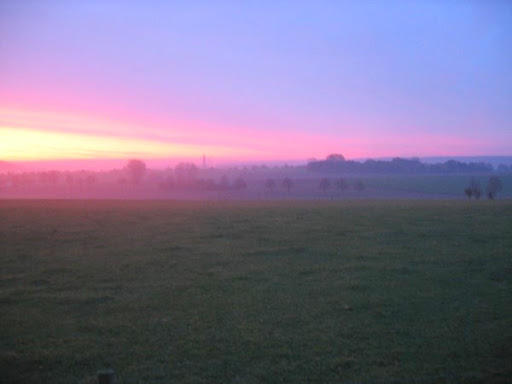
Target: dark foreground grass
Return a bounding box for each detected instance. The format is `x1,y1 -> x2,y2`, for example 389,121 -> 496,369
1,200 -> 511,384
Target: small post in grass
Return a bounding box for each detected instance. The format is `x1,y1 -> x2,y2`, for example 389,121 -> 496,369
97,369 -> 115,384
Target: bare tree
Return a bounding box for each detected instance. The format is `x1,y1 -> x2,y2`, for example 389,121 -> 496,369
487,176 -> 503,199
175,162 -> 198,187
65,174 -> 75,186
335,177 -> 349,192
233,177 -> 247,190
354,179 -> 365,192
319,178 -> 331,193
282,177 -> 294,194
465,178 -> 482,200
85,173 -> 96,185
219,175 -> 230,190
265,178 -> 276,192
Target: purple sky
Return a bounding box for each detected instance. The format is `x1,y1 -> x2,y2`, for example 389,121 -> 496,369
1,1 -> 511,166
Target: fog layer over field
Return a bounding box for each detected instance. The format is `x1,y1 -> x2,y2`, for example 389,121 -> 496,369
1,157 -> 511,200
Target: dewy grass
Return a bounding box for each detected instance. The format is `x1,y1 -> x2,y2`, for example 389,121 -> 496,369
1,200 -> 511,383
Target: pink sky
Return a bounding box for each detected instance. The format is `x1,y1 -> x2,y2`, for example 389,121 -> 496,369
1,105 -> 497,171
1,2 -> 511,170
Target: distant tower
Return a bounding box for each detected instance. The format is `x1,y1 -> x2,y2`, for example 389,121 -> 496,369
203,154 -> 206,169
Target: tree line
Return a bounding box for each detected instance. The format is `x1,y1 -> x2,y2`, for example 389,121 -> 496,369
0,158 -> 506,199
307,154 -> 496,174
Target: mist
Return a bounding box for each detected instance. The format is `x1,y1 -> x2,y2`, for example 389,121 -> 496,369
1,155 -> 510,200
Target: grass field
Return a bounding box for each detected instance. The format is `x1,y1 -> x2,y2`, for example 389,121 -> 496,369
1,200 -> 511,383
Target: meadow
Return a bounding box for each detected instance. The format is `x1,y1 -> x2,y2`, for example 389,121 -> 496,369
1,200 -> 511,383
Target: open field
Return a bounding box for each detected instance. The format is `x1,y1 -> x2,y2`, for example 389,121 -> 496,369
1,200 -> 511,383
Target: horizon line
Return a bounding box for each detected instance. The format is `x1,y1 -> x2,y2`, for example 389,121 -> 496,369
2,154 -> 512,173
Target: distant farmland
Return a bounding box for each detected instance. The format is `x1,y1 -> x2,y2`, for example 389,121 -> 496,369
1,200 -> 511,383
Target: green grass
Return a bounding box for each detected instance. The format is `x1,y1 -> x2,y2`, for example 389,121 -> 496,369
1,200 -> 511,383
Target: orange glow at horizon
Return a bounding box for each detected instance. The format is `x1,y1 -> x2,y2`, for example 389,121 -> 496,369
0,107 -> 368,163
1,106 -> 491,166
0,127 -> 259,162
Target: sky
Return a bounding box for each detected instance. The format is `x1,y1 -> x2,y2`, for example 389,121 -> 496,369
1,0 -> 511,169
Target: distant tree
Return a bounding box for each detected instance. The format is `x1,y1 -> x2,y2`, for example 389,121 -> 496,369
203,178 -> 216,190
65,174 -> 75,186
282,177 -> 294,194
466,178 -> 482,200
85,174 -> 96,185
219,175 -> 230,190
335,177 -> 349,192
354,179 -> 365,192
473,187 -> 482,200
487,176 -> 503,199
159,175 -> 175,191
126,159 -> 146,185
175,162 -> 198,187
265,178 -> 276,191
39,170 -> 61,184
326,153 -> 345,162
195,178 -> 217,191
308,156 -> 492,174
233,177 -> 247,190
319,178 -> 331,193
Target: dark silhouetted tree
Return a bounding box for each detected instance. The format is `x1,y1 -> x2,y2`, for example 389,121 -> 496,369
282,177 -> 294,194
326,153 -> 345,162
487,176 -> 503,199
233,177 -> 247,190
159,175 -> 175,190
265,178 -> 276,191
40,170 -> 61,184
466,178 -> 482,200
219,175 -> 230,190
319,178 -> 331,193
335,177 -> 349,192
474,188 -> 482,200
65,174 -> 75,186
203,178 -> 216,190
85,174 -> 96,185
126,159 -> 146,185
175,162 -> 198,187
354,179 -> 365,192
